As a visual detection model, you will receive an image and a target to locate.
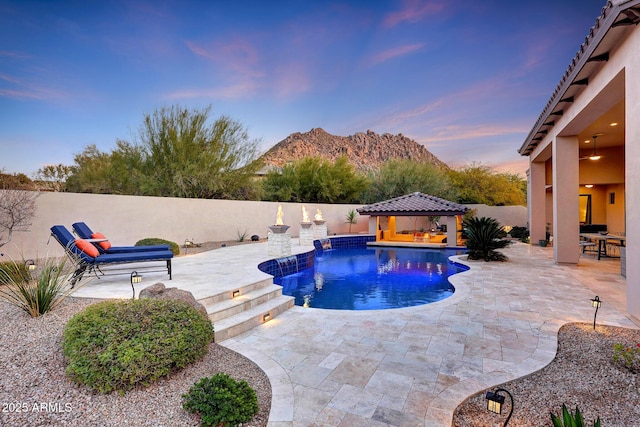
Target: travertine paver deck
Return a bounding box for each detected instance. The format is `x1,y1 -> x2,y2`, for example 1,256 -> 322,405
72,240 -> 637,427
222,242 -> 636,427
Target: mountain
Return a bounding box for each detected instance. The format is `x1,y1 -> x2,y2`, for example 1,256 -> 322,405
260,128 -> 449,172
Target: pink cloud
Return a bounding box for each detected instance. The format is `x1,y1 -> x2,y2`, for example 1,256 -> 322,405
186,39 -> 263,78
0,73 -> 66,101
383,0 -> 447,28
167,81 -> 260,100
368,43 -> 424,66
420,124 -> 526,146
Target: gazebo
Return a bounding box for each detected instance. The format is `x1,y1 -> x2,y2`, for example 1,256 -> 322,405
357,192 -> 468,247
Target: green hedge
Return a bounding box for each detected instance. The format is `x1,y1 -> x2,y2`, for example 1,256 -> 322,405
63,298 -> 214,394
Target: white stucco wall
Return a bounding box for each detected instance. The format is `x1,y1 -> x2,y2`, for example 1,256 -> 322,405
1,192 -> 529,261
0,192 -> 368,260
465,204 -> 528,228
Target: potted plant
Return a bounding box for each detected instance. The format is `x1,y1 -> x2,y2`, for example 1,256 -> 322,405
540,223 -> 551,247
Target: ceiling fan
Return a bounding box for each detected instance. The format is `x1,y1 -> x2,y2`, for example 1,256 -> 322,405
579,133 -> 603,160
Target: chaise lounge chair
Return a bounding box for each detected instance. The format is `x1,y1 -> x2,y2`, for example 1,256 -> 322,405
50,225 -> 173,287
71,222 -> 170,254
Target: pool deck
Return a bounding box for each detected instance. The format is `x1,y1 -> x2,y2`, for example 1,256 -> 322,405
72,240 -> 637,427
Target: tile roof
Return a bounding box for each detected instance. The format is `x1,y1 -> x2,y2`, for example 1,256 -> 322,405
357,192 -> 468,216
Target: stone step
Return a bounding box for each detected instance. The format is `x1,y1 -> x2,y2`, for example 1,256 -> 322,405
205,283 -> 284,323
213,294 -> 295,342
197,278 -> 273,307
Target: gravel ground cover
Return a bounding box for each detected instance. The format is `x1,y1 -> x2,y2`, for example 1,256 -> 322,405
0,297 -> 270,427
453,323 -> 640,427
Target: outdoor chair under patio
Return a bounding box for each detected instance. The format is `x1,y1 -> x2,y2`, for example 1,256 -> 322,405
50,225 -> 173,287
72,221 -> 170,254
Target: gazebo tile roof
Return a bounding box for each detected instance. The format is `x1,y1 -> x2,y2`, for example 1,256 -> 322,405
357,192 -> 468,216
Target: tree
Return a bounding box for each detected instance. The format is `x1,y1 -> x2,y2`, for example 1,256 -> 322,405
65,105 -> 263,199
448,163 -> 526,206
345,209 -> 359,233
135,105 -> 262,199
361,159 -> 457,203
34,164 -> 73,192
261,156 -> 368,203
0,189 -> 38,249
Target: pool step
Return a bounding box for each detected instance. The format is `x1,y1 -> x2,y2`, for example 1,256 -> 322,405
201,278 -> 294,342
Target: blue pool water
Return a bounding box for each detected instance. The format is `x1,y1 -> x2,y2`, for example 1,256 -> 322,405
274,247 -> 468,310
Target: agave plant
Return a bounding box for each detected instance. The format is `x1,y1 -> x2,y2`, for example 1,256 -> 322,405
463,216 -> 512,261
551,404 -> 601,427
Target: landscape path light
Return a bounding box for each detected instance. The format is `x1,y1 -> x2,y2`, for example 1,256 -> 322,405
130,271 -> 142,299
485,387 -> 514,426
591,295 -> 602,330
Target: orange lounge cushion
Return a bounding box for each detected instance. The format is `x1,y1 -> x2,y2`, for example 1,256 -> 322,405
75,239 -> 99,258
91,232 -> 112,250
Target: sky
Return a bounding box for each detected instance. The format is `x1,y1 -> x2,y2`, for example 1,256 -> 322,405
0,0 -> 608,177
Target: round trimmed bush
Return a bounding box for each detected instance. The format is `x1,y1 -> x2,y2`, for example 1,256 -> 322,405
135,237 -> 180,256
182,373 -> 259,427
63,298 -> 214,394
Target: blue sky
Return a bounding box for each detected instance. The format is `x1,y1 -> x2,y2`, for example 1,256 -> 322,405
1,0 -> 606,177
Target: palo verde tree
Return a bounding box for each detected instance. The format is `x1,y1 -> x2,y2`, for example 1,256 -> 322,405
135,105 -> 262,199
34,164 -> 74,192
66,105 -> 263,199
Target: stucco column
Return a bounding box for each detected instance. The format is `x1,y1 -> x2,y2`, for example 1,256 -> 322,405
626,49 -> 640,320
529,161 -> 546,244
446,215 -> 457,246
552,136 -> 580,264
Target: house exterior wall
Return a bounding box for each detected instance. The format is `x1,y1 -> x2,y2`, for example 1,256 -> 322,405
625,26 -> 640,320
525,17 -> 639,320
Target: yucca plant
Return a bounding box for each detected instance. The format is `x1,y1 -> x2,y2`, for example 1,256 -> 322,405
551,404 -> 601,427
463,216 -> 512,261
0,257 -> 84,317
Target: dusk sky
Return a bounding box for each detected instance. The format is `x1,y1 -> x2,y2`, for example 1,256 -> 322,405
1,0 -> 606,177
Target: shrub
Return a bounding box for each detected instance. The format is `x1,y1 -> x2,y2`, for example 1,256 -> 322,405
509,225 -> 529,240
182,373 -> 259,427
613,342 -> 640,373
235,229 -> 248,242
63,298 -> 214,394
463,216 -> 513,261
135,237 -> 180,256
0,257 -> 80,317
550,404 -> 601,427
0,260 -> 29,285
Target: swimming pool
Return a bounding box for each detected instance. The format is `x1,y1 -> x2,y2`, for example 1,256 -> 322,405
274,247 -> 468,310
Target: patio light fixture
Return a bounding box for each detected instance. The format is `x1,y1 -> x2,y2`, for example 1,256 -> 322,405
485,388 -> 514,426
591,295 -> 602,330
263,312 -> 271,322
130,271 -> 142,299
232,289 -> 240,298
25,259 -> 36,271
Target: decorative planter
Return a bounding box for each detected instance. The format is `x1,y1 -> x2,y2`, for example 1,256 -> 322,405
539,240 -> 548,247
268,225 -> 290,234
